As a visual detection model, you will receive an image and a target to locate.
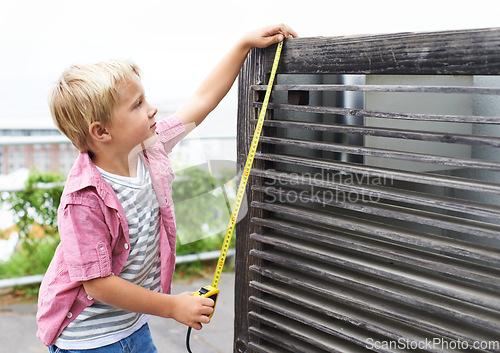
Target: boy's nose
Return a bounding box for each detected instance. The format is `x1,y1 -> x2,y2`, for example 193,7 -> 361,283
150,105 -> 158,118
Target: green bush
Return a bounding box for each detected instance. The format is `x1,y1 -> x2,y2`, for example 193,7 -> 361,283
0,165 -> 237,281
6,170 -> 64,236
0,235 -> 60,279
172,164 -> 236,277
173,165 -> 235,251
0,170 -> 63,278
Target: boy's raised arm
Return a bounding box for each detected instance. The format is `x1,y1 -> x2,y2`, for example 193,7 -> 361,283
175,24 -> 297,128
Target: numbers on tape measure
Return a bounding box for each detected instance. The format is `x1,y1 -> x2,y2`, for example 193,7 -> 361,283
211,42 -> 283,289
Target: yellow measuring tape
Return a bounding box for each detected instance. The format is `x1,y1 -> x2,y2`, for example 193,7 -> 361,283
192,41 -> 283,316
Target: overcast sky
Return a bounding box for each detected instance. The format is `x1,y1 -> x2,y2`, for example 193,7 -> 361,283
0,0 -> 498,136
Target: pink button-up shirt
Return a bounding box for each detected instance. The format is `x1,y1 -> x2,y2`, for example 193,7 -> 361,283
36,116 -> 185,347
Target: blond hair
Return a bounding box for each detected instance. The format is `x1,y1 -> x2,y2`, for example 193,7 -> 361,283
49,59 -> 141,152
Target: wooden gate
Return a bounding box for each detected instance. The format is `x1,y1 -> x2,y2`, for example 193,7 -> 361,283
234,28 -> 500,353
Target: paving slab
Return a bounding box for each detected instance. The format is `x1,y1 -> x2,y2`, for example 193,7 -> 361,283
0,272 -> 235,353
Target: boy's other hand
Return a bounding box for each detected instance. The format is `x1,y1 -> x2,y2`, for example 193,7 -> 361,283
243,23 -> 298,49
171,292 -> 215,330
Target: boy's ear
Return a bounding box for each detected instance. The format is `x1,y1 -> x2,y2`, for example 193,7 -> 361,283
88,122 -> 111,143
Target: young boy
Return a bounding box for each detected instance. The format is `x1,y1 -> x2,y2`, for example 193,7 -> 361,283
36,24 -> 297,352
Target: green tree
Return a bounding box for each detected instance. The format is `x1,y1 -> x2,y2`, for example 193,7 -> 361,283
0,170 -> 63,278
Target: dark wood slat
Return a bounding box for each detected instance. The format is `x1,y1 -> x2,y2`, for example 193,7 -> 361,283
252,185 -> 500,240
250,280 -> 462,353
251,200 -> 500,266
259,136 -> 500,171
253,84 -> 500,95
255,152 -> 500,195
252,119 -> 500,147
248,327 -> 327,353
251,233 -> 500,317
256,102 -> 500,124
251,168 -> 500,220
249,295 -> 388,352
263,28 -> 500,75
250,252 -> 500,343
247,341 -> 289,353
251,217 -> 500,311
249,311 -> 364,353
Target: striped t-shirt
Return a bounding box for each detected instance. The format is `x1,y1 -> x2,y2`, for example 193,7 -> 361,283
55,157 -> 162,349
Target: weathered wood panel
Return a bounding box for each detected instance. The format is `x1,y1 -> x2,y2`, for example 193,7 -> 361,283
236,28 -> 500,353
263,28 -> 500,75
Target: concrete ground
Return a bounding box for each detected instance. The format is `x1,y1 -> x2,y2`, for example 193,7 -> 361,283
0,272 -> 235,353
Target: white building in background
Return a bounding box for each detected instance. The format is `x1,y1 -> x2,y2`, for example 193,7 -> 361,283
0,112 -> 238,177
0,113 -> 237,232
0,117 -> 77,175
